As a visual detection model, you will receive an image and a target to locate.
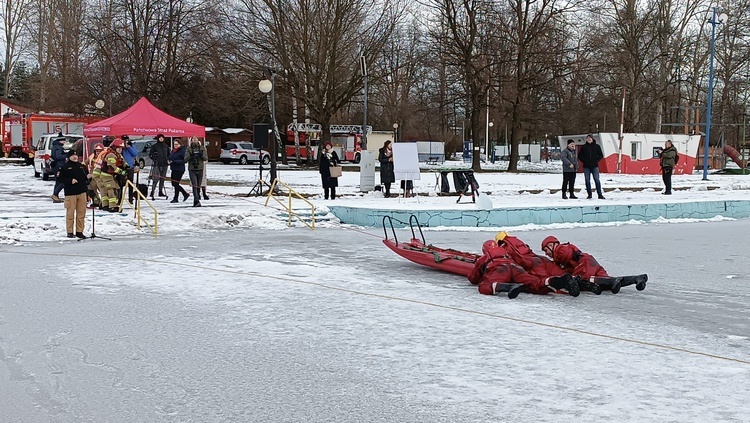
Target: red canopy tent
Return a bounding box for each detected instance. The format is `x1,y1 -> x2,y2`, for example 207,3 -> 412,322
83,97 -> 205,137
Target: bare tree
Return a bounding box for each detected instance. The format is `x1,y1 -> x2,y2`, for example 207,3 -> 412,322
1,0 -> 33,97
495,0 -> 583,170
227,0 -> 400,163
425,0 -> 497,171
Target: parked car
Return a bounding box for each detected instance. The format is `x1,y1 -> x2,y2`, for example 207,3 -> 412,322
220,142 -> 270,165
133,140 -> 156,169
32,134 -> 84,180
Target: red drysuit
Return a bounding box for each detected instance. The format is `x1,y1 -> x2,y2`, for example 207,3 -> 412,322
499,235 -> 566,278
467,246 -> 551,295
552,242 -> 609,279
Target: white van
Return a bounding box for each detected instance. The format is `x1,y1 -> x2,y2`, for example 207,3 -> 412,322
32,134 -> 85,180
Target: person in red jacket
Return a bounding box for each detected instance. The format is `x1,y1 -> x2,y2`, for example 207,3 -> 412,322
541,236 -> 647,293
467,240 -> 580,298
494,231 -> 600,294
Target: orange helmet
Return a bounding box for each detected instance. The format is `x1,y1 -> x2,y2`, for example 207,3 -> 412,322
110,138 -> 124,148
94,143 -> 104,150
541,236 -> 559,250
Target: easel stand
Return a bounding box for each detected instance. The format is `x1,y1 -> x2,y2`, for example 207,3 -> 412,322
456,172 -> 479,204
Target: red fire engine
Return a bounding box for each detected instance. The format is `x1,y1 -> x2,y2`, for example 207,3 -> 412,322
285,122 -> 320,161
1,112 -> 102,163
285,123 -> 370,163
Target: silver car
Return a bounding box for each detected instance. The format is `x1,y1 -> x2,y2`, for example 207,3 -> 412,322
220,141 -> 270,165
132,140 -> 156,169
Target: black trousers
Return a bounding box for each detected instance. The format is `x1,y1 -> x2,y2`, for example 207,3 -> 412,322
562,172 -> 576,197
661,167 -> 672,194
171,170 -> 189,198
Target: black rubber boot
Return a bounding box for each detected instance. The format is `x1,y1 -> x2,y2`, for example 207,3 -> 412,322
547,274 -> 580,297
494,283 -> 526,299
574,276 -> 602,295
594,277 -> 622,294
620,274 -> 648,291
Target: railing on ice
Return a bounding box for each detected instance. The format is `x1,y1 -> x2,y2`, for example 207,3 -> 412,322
262,178 -> 316,230
121,180 -> 159,236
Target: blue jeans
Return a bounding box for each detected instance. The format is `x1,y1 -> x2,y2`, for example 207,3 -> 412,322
583,167 -> 603,197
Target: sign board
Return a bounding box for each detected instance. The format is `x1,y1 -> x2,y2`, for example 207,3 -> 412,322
392,142 -> 421,181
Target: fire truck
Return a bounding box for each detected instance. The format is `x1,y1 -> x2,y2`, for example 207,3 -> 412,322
1,112 -> 102,164
285,122 -> 321,161
285,123 -> 371,163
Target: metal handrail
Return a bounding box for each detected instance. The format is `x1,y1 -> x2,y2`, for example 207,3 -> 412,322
121,179 -> 159,236
263,178 -> 316,230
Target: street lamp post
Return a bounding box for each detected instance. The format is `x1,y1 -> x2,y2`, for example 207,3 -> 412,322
259,75 -> 278,183
702,7 -> 728,180
487,121 -> 494,162
393,123 -> 398,142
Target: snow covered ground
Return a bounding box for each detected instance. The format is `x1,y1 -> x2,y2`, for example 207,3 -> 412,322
1,160 -> 750,422
2,159 -> 750,243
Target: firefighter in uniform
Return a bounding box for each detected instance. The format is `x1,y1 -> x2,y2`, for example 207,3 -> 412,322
91,143 -> 111,210
86,143 -> 105,208
99,139 -> 127,212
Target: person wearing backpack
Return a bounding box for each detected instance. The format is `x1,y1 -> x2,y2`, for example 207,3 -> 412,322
657,140 -> 678,195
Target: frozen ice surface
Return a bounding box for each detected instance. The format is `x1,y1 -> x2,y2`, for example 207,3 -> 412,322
1,162 -> 749,421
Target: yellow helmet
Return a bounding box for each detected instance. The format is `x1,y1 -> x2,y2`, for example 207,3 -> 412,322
495,231 -> 508,242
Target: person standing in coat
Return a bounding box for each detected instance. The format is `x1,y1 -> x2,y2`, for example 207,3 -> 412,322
120,135 -> 139,203
168,139 -> 190,203
561,139 -> 578,199
57,150 -> 91,239
185,137 -> 208,207
319,141 -> 340,200
657,140 -> 677,195
50,137 -> 67,203
148,134 -> 171,199
378,140 -> 395,197
579,134 -> 605,199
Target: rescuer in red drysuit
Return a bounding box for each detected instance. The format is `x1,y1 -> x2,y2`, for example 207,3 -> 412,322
541,236 -> 647,294
467,240 -> 579,298
495,231 -> 562,276
494,231 -> 600,294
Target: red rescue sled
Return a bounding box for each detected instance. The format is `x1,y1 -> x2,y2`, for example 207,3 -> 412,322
381,215 -> 479,277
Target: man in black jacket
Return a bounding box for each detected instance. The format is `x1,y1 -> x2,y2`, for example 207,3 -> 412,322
148,134 -> 171,199
50,137 -> 67,203
57,150 -> 91,238
578,134 -> 605,199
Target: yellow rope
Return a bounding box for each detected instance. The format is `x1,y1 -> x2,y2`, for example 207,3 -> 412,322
7,249 -> 749,366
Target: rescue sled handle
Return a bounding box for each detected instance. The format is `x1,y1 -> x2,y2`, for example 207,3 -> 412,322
381,214 -> 426,245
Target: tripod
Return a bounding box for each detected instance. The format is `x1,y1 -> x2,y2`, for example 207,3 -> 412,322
246,163 -> 266,196
88,202 -> 111,240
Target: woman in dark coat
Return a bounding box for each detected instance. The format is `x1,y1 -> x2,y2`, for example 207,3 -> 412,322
319,142 -> 340,200
168,139 -> 190,202
378,140 -> 395,197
